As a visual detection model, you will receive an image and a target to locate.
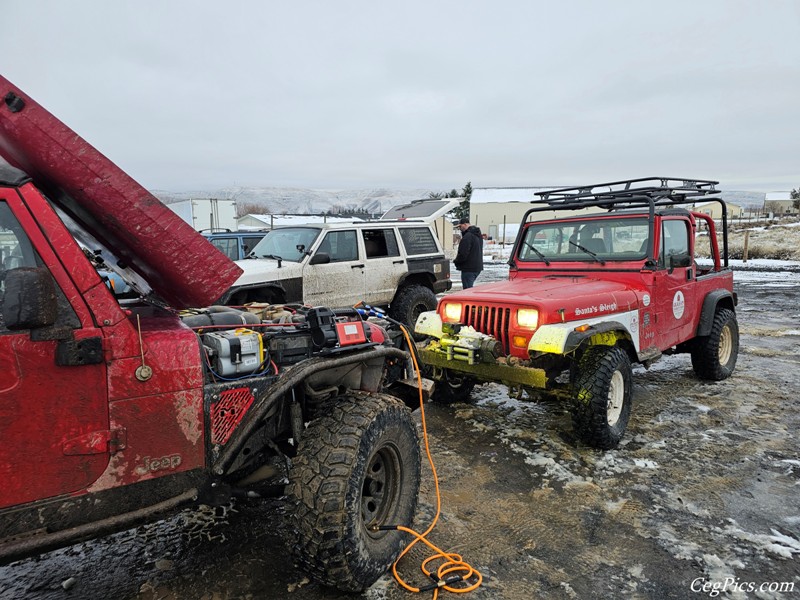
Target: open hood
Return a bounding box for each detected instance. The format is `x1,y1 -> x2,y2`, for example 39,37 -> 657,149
380,197 -> 462,221
0,75 -> 241,309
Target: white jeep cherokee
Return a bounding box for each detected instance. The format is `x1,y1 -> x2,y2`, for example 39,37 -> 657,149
218,199 -> 457,328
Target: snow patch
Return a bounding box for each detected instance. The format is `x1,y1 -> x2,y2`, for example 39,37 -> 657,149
722,524 -> 800,558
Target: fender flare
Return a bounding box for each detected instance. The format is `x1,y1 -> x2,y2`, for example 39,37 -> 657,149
696,289 -> 736,337
528,319 -> 635,356
564,320 -> 634,354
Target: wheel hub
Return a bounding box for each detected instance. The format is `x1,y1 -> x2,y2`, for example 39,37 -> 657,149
606,370 -> 625,426
361,445 -> 401,534
718,324 -> 732,365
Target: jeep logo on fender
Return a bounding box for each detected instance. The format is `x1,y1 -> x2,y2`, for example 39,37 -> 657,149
137,454 -> 182,475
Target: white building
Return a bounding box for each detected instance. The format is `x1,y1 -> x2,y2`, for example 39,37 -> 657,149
470,187 -> 603,243
691,201 -> 743,220
764,192 -> 797,216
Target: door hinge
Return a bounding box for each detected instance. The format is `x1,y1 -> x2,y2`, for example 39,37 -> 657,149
63,428 -> 127,456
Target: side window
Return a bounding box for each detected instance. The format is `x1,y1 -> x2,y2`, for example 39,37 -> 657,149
363,229 -> 400,259
0,202 -> 78,333
241,236 -> 262,258
319,230 -> 358,263
659,220 -> 690,268
209,237 -> 238,261
399,227 -> 438,255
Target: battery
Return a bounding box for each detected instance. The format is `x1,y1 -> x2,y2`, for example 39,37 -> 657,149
203,329 -> 265,376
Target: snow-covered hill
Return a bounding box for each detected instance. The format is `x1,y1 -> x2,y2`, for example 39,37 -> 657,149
153,186 -> 436,216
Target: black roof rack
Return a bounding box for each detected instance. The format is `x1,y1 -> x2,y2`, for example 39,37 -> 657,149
512,177 -> 730,268
534,177 -> 719,209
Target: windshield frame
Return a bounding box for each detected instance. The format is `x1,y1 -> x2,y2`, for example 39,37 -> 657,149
516,215 -> 650,265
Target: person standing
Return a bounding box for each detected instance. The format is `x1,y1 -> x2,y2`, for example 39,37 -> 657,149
453,217 -> 483,289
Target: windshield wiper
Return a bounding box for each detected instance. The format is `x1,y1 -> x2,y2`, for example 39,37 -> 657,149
524,241 -> 550,265
569,241 -> 606,265
258,253 -> 283,267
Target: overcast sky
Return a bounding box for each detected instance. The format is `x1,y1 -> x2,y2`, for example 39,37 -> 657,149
4,1 -> 799,193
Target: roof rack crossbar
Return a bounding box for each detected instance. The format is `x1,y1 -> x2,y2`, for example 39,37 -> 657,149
534,177 -> 719,206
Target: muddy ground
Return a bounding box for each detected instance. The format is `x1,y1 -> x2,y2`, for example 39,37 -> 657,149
2,265 -> 799,600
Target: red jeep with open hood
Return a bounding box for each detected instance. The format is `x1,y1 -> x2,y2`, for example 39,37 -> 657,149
0,76 -> 420,592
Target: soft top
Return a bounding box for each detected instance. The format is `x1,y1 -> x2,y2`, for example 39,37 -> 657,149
0,162 -> 30,187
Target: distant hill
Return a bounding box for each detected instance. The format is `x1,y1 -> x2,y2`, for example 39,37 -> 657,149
709,190 -> 766,209
152,186 -> 768,215
153,186 -> 436,216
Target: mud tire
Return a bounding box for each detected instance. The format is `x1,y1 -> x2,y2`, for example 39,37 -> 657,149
691,308 -> 739,381
388,284 -> 437,333
287,392 -> 420,592
571,345 -> 633,450
431,369 -> 477,405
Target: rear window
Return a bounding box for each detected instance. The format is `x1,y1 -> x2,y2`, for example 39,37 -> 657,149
399,227 -> 438,255
208,237 -> 239,261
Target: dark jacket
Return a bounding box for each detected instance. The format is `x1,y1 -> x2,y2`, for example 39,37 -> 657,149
454,226 -> 483,272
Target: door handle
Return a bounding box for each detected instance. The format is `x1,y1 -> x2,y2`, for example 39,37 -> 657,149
351,264 -> 365,269
393,260 -> 404,264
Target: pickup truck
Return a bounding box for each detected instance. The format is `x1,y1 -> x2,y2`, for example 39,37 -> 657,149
416,178 -> 739,449
0,76 -> 420,592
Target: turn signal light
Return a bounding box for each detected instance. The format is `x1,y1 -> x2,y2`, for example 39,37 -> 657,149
512,335 -> 528,348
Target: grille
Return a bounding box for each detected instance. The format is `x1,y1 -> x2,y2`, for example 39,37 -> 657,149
463,304 -> 511,355
211,387 -> 255,445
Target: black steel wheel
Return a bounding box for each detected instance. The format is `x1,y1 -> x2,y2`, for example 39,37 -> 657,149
287,392 -> 420,592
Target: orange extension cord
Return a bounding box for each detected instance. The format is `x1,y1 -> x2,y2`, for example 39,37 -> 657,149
382,326 -> 483,598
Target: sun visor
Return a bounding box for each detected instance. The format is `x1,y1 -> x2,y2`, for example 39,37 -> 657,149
0,75 -> 241,309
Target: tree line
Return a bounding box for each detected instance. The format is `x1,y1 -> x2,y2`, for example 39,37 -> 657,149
428,181 -> 472,222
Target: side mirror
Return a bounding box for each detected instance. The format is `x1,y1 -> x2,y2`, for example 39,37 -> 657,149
309,252 -> 331,265
669,253 -> 692,271
2,267 -> 57,329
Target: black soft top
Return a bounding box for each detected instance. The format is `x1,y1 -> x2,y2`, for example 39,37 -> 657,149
0,163 -> 30,187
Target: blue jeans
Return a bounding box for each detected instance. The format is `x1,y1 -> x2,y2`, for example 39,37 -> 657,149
461,271 -> 480,289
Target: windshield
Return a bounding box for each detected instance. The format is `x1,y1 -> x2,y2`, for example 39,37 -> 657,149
250,227 -> 321,262
518,216 -> 649,263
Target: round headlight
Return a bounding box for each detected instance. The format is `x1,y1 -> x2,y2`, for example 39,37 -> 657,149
442,302 -> 463,323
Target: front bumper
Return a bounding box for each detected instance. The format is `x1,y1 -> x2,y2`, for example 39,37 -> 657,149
419,339 -> 548,389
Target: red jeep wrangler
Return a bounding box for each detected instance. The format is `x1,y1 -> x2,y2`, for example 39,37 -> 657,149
416,178 -> 738,449
0,76 -> 420,592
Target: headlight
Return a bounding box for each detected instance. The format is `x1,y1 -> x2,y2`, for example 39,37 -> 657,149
442,302 -> 463,323
516,308 -> 539,329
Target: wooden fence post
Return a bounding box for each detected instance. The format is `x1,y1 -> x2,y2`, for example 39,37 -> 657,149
743,230 -> 750,263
